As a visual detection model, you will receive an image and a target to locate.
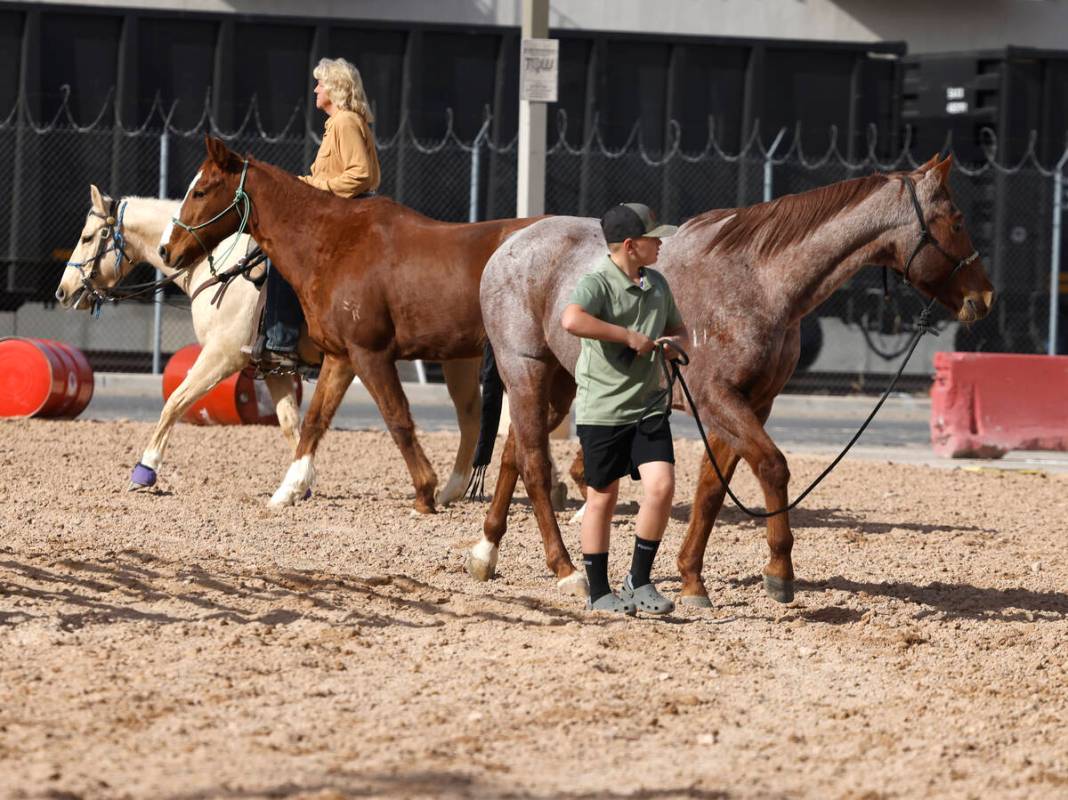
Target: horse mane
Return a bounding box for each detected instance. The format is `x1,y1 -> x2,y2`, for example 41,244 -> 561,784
249,156 -> 430,222
686,173 -> 895,259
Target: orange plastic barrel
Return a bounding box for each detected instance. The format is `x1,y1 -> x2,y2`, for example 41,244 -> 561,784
0,337 -> 95,419
162,343 -> 301,425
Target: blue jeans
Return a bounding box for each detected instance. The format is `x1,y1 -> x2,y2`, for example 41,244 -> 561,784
264,261 -> 302,353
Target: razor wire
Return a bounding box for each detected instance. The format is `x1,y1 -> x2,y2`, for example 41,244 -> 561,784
1,88 -> 1066,377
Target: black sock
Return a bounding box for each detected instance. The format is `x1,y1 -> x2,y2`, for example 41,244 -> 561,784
629,535 -> 661,588
583,552 -> 611,603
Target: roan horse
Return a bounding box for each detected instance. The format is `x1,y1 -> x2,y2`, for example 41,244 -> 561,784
158,136 -> 541,512
54,186 -> 482,507
466,154 -> 994,604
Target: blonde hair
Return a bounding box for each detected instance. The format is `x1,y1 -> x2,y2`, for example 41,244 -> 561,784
313,57 -> 374,123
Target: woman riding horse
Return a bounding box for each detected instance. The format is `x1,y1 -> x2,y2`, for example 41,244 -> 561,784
256,57 -> 381,369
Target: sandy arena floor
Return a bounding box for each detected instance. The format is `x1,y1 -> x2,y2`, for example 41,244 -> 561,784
1,418 -> 1067,799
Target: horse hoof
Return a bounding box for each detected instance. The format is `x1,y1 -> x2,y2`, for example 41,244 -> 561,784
269,489 -> 298,507
550,481 -> 568,511
435,473 -> 468,508
465,540 -> 498,582
128,463 -> 157,491
557,571 -> 589,598
763,574 -> 795,604
678,593 -> 713,609
570,502 -> 587,525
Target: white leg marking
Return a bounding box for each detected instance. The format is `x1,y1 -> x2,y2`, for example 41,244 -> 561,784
557,571 -> 589,597
465,537 -> 499,582
269,455 -> 315,507
140,449 -> 162,471
435,469 -> 468,507
570,501 -> 587,525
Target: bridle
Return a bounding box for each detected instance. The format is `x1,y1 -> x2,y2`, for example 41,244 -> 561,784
65,197 -> 133,313
899,174 -> 979,289
169,159 -> 252,277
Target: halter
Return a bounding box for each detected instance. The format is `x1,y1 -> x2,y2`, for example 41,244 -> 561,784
65,197 -> 133,315
170,159 -> 252,276
900,175 -> 979,288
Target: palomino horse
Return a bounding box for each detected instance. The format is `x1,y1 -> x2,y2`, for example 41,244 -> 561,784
466,155 -> 994,604
157,136 -> 541,513
55,185 -> 482,507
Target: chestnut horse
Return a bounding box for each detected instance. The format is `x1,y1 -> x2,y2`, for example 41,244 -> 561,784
466,155 -> 995,604
158,137 -> 540,513
54,188 -> 483,505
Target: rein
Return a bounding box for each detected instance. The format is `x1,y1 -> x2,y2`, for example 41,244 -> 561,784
67,192 -> 252,311
654,177 -> 980,518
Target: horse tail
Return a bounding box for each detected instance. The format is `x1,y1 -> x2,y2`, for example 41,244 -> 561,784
465,341 -> 504,501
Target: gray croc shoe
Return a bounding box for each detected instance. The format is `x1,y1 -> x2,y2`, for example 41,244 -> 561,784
620,575 -> 675,615
586,591 -> 637,616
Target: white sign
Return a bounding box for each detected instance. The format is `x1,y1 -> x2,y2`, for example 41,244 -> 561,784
946,101 -> 969,115
946,86 -> 965,100
520,38 -> 559,103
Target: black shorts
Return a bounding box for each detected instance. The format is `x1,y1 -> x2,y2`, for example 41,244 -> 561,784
577,416 -> 675,490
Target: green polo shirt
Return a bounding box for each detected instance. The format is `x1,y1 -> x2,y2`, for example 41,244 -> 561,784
570,255 -> 684,426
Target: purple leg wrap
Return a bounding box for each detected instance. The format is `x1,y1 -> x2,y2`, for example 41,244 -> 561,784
303,488 -> 312,501
130,462 -> 157,488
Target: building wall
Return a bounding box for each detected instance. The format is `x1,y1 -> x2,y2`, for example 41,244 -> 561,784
28,0 -> 1068,52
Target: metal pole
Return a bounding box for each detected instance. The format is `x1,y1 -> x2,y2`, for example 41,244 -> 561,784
763,127 -> 787,203
517,0 -> 549,217
1048,157 -> 1066,355
153,130 -> 168,374
469,117 -> 490,223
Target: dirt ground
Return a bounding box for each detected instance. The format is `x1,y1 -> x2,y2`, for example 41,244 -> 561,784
1,418 -> 1067,800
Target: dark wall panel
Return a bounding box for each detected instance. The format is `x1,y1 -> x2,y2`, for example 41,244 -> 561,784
410,31 -> 501,139
761,48 -> 855,154
671,44 -> 749,152
233,22 -> 314,133
38,12 -> 122,122
136,17 -> 217,128
327,26 -> 408,139
597,40 -> 671,150
0,10 -> 24,118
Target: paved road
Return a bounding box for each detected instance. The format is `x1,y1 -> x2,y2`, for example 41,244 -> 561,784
83,374 -> 1068,474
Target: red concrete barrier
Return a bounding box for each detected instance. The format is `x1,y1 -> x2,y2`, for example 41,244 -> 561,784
930,352 -> 1068,458
163,344 -> 301,425
0,337 -> 94,419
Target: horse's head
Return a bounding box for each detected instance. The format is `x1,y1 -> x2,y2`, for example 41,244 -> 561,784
893,155 -> 994,323
158,136 -> 248,270
55,185 -> 135,310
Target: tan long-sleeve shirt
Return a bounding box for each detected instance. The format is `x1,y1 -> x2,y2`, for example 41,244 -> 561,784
299,110 -> 381,198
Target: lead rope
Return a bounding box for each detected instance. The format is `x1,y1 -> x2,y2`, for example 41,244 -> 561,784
662,240 -> 974,518
663,319 -> 930,518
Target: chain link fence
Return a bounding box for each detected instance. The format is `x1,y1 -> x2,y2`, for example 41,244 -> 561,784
2,92 -> 1065,391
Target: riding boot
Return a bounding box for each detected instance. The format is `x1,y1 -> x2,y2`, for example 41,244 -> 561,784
264,261 -> 302,357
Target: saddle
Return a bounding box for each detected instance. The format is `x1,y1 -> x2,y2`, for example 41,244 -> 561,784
199,243 -> 321,380
245,283 -> 323,380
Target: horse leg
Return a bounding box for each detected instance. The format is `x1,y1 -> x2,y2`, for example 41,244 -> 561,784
263,372 -> 302,456
701,393 -> 795,603
676,438 -> 740,607
465,426 -> 517,581
269,354 -> 355,506
351,349 -> 438,514
466,361 -> 584,595
436,356 -> 481,507
130,342 -> 245,490
567,447 -> 588,524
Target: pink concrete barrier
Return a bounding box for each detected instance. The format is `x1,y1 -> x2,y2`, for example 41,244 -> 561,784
930,352 -> 1068,458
